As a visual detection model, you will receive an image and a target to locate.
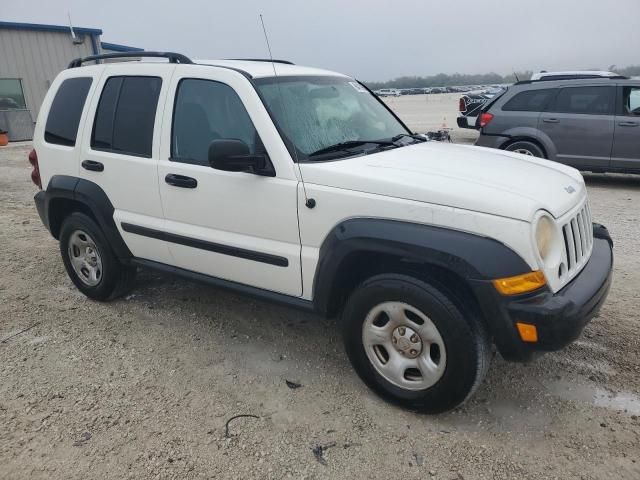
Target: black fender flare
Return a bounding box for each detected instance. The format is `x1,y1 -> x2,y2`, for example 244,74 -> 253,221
40,175 -> 132,259
311,218 -> 532,316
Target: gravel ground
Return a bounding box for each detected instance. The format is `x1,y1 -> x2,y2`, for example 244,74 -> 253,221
1,129 -> 639,480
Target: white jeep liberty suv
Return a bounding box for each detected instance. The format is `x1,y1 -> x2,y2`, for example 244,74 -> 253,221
30,52 -> 613,413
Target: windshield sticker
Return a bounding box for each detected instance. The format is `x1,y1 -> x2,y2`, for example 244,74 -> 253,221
349,81 -> 367,93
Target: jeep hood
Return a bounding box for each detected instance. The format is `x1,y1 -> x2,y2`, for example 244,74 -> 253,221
299,142 -> 585,221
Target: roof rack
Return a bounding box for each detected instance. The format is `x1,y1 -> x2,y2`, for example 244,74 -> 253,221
227,58 -> 294,65
515,74 -> 629,85
68,51 -> 193,68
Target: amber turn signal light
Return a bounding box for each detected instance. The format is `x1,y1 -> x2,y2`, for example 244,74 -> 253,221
492,271 -> 546,296
516,322 -> 538,343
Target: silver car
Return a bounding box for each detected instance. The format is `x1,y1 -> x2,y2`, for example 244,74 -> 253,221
475,75 -> 640,173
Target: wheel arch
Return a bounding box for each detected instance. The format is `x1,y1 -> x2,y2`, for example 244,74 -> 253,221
498,126 -> 556,160
502,136 -> 548,158
43,175 -> 132,259
311,218 -> 531,319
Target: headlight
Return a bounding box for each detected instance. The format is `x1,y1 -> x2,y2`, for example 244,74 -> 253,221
535,215 -> 555,261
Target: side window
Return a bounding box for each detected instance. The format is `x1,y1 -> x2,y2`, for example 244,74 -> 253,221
550,86 -> 615,115
502,89 -> 556,112
621,86 -> 640,116
91,76 -> 162,157
45,77 -> 92,146
171,79 -> 259,165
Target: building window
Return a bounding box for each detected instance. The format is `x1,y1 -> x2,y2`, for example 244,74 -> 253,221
0,79 -> 27,110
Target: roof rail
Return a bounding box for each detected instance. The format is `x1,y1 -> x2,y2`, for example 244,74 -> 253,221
68,51 -> 193,68
227,58 -> 294,65
516,74 -> 629,85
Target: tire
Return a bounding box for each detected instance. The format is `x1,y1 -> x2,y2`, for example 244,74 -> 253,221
505,140 -> 545,158
342,274 -> 490,413
59,212 -> 136,301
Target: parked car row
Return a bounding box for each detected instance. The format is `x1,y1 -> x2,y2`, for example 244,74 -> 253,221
374,85 -> 506,97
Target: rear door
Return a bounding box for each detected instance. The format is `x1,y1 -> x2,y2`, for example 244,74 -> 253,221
539,85 -> 615,169
78,63 -> 175,264
611,85 -> 640,170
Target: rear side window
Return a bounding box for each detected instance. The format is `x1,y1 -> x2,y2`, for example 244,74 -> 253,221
550,86 -> 615,115
45,77 -> 92,146
502,89 -> 556,112
91,76 -> 162,157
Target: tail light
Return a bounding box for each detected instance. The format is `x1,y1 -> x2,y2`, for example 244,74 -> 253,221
28,148 -> 42,189
479,112 -> 494,128
458,97 -> 466,113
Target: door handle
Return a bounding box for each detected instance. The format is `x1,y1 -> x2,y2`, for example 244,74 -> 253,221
618,121 -> 638,127
165,173 -> 197,188
542,118 -> 559,123
81,160 -> 104,172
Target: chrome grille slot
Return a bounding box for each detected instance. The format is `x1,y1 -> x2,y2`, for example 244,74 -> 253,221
571,218 -> 582,260
563,223 -> 576,269
559,201 -> 593,280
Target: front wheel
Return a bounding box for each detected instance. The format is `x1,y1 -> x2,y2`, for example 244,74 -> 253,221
342,274 -> 491,413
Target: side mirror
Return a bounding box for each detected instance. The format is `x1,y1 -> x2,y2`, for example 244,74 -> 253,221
208,139 -> 275,177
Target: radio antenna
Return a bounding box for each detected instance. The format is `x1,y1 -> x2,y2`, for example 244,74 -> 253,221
259,14 -> 314,208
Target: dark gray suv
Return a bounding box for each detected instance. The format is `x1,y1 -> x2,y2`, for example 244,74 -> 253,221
475,76 -> 640,173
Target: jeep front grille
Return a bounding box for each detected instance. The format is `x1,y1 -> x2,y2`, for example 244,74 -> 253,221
560,202 -> 593,278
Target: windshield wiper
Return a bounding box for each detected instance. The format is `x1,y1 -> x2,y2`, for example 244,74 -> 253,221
391,133 -> 427,143
308,140 -> 395,158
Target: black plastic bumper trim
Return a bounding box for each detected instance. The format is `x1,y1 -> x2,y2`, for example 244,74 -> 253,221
471,224 -> 613,362
121,223 -> 289,267
34,191 -> 48,230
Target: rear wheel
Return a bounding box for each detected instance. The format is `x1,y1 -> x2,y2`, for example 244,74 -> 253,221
505,140 -> 545,158
342,274 -> 490,413
59,212 -> 136,301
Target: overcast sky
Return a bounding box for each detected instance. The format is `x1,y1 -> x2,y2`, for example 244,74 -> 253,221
5,0 -> 640,81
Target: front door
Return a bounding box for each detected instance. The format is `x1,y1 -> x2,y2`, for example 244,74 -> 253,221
538,85 -> 615,170
611,85 -> 640,170
157,66 -> 302,296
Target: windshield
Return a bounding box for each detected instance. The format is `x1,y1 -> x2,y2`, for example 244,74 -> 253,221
255,76 -> 409,159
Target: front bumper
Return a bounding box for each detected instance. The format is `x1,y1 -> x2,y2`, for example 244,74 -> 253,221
471,224 -> 613,362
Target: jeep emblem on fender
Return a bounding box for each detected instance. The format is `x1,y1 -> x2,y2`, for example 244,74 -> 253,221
565,186 -> 576,194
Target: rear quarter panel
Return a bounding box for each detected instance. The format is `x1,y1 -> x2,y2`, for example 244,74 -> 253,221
33,65 -> 105,189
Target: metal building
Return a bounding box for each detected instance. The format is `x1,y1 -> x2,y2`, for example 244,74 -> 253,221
0,21 -> 142,141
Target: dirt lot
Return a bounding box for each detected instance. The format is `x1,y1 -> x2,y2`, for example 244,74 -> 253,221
1,131 -> 639,479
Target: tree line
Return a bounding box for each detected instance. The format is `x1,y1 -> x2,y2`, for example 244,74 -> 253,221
363,65 -> 640,90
